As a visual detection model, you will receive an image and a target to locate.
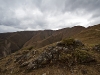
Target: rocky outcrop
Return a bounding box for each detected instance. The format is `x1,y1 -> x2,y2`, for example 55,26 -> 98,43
0,39 -> 98,75
18,39 -> 96,71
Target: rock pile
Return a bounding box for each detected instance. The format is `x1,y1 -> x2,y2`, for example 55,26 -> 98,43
21,46 -> 64,70
14,50 -> 38,65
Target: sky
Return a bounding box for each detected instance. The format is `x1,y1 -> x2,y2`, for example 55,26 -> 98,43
0,0 -> 100,33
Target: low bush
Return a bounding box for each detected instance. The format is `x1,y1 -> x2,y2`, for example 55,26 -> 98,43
73,50 -> 90,63
62,38 -> 75,46
59,48 -> 96,65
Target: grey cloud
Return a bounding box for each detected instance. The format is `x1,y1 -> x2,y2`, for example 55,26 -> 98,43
0,0 -> 100,33
64,0 -> 100,11
0,25 -> 22,33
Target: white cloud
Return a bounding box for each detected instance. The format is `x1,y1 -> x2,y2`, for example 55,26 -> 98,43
0,0 -> 100,33
0,25 -> 22,33
15,8 -> 27,19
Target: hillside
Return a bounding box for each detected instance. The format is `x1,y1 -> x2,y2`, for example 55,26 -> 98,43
0,24 -> 100,75
0,38 -> 100,75
0,24 -> 100,58
74,24 -> 100,46
0,26 -> 85,58
24,26 -> 85,48
0,31 -> 35,57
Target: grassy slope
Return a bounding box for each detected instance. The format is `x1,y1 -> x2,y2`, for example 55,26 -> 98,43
0,40 -> 100,75
74,24 -> 100,46
24,26 -> 85,48
0,26 -> 85,58
0,24 -> 100,75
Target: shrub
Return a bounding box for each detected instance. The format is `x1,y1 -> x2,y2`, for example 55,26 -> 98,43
62,38 -> 75,46
93,44 -> 100,52
73,50 -> 93,63
59,49 -> 96,64
59,53 -> 72,62
59,52 -> 75,67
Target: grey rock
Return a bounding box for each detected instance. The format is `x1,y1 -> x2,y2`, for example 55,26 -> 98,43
93,44 -> 100,52
75,39 -> 84,47
27,62 -> 37,70
22,39 -> 86,71
20,61 -> 29,67
42,73 -> 46,75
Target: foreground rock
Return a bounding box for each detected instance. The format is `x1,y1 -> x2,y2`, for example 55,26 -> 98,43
0,38 -> 98,75
19,38 -> 96,71
93,44 -> 100,52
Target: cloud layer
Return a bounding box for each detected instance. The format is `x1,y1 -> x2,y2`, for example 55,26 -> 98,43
0,0 -> 100,33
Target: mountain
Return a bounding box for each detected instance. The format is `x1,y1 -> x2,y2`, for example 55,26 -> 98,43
0,31 -> 35,57
0,26 -> 85,58
24,26 -> 85,48
0,38 -> 99,75
74,24 -> 100,46
0,24 -> 100,58
0,24 -> 100,75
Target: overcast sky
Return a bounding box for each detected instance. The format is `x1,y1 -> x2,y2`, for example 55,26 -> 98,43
0,0 -> 100,33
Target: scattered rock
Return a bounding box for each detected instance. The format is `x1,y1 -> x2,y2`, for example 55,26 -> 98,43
93,44 -> 100,52
27,62 -> 38,70
20,61 -> 29,67
42,73 -> 46,75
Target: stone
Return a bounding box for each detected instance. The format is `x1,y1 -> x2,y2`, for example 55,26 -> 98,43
58,47 -> 63,50
75,39 -> 84,46
47,52 -> 53,60
27,62 -> 37,70
93,44 -> 100,52
42,73 -> 46,75
56,42 -> 64,46
63,47 -> 68,52
37,56 -> 43,64
20,61 -> 29,67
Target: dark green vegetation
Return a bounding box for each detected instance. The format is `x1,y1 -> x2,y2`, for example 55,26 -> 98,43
0,24 -> 100,75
